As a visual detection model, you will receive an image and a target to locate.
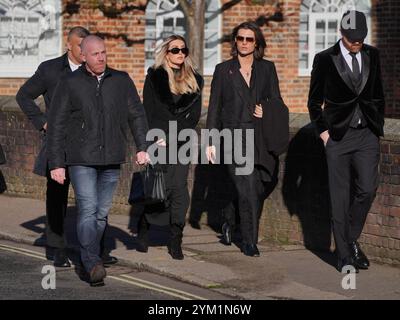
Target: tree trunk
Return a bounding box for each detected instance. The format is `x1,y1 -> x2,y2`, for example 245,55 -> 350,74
179,0 -> 206,75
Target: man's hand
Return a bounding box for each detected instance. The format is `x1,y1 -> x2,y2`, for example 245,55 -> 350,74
136,151 -> 150,165
156,138 -> 167,147
42,122 -> 48,131
50,168 -> 66,185
206,145 -> 216,164
320,130 -> 330,147
253,104 -> 263,118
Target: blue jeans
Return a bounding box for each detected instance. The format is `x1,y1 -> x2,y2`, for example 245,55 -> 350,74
69,165 -> 120,273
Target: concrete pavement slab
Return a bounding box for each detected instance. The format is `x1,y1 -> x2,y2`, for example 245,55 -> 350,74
1,194 -> 400,300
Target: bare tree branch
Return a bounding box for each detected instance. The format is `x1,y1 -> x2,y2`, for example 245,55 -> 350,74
94,32 -> 145,47
178,0 -> 192,17
207,0 -> 242,21
63,0 -> 149,17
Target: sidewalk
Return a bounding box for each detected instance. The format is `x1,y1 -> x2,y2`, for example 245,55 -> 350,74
1,194 -> 399,300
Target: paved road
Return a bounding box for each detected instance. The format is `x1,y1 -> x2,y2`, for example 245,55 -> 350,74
0,240 -> 231,300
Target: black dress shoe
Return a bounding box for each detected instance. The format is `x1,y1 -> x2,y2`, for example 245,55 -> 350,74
241,243 -> 260,257
167,243 -> 184,260
53,248 -> 71,268
89,263 -> 106,287
221,222 -> 232,245
350,241 -> 369,269
189,220 -> 201,230
337,256 -> 359,273
136,239 -> 148,253
102,254 -> 118,266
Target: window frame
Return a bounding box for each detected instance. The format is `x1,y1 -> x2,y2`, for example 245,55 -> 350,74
144,0 -> 221,75
298,0 -> 371,77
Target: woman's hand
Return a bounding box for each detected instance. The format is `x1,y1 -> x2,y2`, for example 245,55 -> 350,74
320,130 -> 330,147
206,145 -> 216,164
50,168 -> 66,185
156,138 -> 167,147
253,104 -> 263,118
135,151 -> 151,165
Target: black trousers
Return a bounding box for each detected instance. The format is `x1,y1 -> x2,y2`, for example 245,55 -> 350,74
164,163 -> 190,227
46,169 -> 70,249
144,163 -> 190,228
325,127 -> 380,259
226,165 -> 276,244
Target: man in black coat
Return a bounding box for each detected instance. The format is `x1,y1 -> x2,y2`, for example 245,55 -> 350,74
16,27 -> 90,267
206,22 -> 288,257
307,11 -> 385,273
47,35 -> 150,286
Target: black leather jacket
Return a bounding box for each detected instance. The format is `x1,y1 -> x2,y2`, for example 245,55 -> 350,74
47,65 -> 149,169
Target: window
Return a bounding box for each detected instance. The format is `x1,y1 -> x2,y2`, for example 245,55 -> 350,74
299,0 -> 371,76
145,0 -> 221,75
0,0 -> 62,77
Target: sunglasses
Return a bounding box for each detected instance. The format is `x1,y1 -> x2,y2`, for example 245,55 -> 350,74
236,36 -> 255,43
167,47 -> 189,56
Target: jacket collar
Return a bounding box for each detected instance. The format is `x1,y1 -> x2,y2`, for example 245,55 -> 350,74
62,53 -> 71,70
79,64 -> 112,80
147,67 -> 203,114
330,40 -> 370,94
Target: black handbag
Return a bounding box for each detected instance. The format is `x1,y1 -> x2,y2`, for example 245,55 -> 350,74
128,164 -> 166,205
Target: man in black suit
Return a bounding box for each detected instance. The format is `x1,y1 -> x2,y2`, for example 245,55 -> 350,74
308,11 -> 385,272
16,27 -> 117,268
206,22 -> 288,257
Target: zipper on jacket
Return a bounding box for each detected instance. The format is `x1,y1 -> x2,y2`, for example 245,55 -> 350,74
95,77 -> 105,164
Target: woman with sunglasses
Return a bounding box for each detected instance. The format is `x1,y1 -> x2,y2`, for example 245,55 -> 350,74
206,22 -> 289,257
135,35 -> 203,260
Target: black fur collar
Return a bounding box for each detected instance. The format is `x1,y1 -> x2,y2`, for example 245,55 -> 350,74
147,67 -> 203,114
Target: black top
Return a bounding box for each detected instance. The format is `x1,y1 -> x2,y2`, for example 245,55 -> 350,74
143,67 -> 203,136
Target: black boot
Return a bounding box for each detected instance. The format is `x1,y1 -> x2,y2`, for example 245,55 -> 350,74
168,224 -> 184,260
136,215 -> 149,253
241,243 -> 260,257
54,248 -> 71,267
221,222 -> 233,245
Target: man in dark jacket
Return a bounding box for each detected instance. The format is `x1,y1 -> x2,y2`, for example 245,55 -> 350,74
47,35 -> 150,286
16,27 -> 90,267
307,11 -> 385,273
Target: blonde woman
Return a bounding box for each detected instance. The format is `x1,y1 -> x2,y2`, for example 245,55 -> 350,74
136,35 -> 203,260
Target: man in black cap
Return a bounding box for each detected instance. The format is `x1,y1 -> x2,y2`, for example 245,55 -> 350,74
308,10 -> 385,273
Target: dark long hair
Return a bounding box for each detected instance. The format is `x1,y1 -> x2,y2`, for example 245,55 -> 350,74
230,21 -> 266,60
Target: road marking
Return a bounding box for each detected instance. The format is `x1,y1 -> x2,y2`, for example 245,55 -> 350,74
0,243 -> 46,256
0,243 -> 208,300
0,244 -> 47,261
108,276 -> 193,300
119,274 -> 207,300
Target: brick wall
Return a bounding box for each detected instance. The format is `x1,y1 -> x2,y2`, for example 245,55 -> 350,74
0,0 -> 398,116
1,98 -> 400,266
371,0 -> 400,118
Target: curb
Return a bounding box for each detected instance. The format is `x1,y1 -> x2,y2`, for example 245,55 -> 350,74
0,231 -> 248,300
